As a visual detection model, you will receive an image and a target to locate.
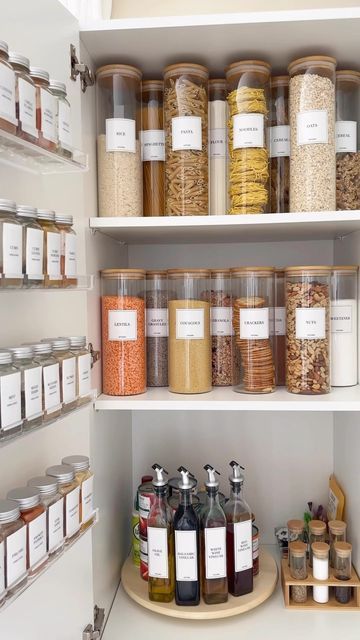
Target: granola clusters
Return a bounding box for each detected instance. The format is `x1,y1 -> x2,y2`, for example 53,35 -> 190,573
336,152 -> 360,210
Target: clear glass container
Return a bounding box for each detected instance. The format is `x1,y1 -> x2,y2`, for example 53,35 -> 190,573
7,487 -> 47,576
287,519 -> 304,565
231,267 -> 275,393
334,541 -> 352,604
96,64 -> 142,217
270,76 -> 290,213
49,79 -> 72,158
0,41 -> 16,135
9,51 -> 38,143
55,213 -> 77,287
0,499 -> 27,598
66,336 -> 92,405
36,209 -> 62,288
328,520 -> 347,568
274,269 -> 286,385
46,464 -> 80,544
209,79 -> 227,215
50,338 -> 77,412
336,70 -> 360,210
30,342 -> 62,422
16,205 -> 44,288
62,455 -> 94,530
210,269 -> 232,387
288,55 -> 336,212
331,266 -> 358,387
289,540 -> 308,603
285,266 -> 331,395
308,519 -> 326,567
312,541 -> 329,604
224,471 -> 253,597
146,271 -> 168,387
30,67 -> 57,151
164,63 -> 209,216
27,475 -> 65,557
226,60 -> 271,214
0,198 -> 23,288
0,350 -> 22,440
167,269 -> 211,394
9,346 -> 43,430
101,269 -> 146,396
141,80 -> 165,216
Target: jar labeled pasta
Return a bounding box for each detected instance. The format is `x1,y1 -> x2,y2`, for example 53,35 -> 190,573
164,63 -> 209,215
210,269 -> 232,386
231,267 -> 275,393
209,79 -> 227,215
274,269 -> 286,385
226,60 -> 271,214
0,40 -> 16,135
285,266 -> 331,394
168,269 -> 211,393
288,55 -> 336,212
16,205 -> 44,288
101,269 -> 146,396
0,199 -> 23,288
270,77 -> 290,213
30,67 -> 58,151
336,70 -> 360,210
141,81 -> 165,216
96,64 -> 142,217
146,271 -> 168,387
9,52 -> 37,143
331,266 -> 358,387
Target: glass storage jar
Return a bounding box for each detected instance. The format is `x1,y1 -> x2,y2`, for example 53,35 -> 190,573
55,213 -> 77,287
141,80 -> 165,216
9,52 -> 37,143
210,269 -> 232,386
0,198 -> 23,288
231,267 -> 275,393
27,475 -> 65,557
164,63 -> 209,216
308,519 -> 326,567
0,350 -> 22,440
10,346 -> 43,430
0,40 -> 16,135
30,342 -> 62,422
288,55 -> 336,212
334,541 -> 352,604
285,266 -> 331,395
50,338 -> 77,412
16,205 -> 44,288
289,540 -> 308,603
0,526 -> 3,607
312,542 -> 329,604
7,487 -> 47,576
209,79 -> 227,215
49,79 -> 72,158
167,269 -> 211,393
101,269 -> 146,396
96,64 -> 142,217
146,270 -> 168,387
331,266 -> 358,387
37,209 -> 62,288
66,336 -> 92,405
46,465 -> 80,543
0,499 -> 27,597
30,67 -> 57,151
328,520 -> 347,568
274,269 -> 286,385
270,76 -> 290,213
287,519 -> 304,565
335,70 -> 360,210
226,60 -> 271,214
62,455 -> 94,530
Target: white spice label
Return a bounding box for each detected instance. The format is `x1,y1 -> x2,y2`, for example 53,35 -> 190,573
106,118 -> 136,153
175,530 -> 198,582
78,353 -> 91,397
24,366 -> 42,420
176,308 -> 205,340
211,307 -> 232,336
234,520 -> 253,573
108,310 -> 137,341
141,129 -> 165,161
296,308 -> 326,339
18,78 -> 37,137
0,541 -> 4,598
48,497 -> 64,552
205,527 -> 226,579
0,371 -> 21,431
148,527 -> 168,579
62,357 -> 76,404
3,223 -> 22,277
47,232 -> 61,278
0,64 -> 16,124
81,475 -> 94,524
65,234 -> 77,277
146,308 -> 168,337
59,101 -> 72,150
43,363 -> 61,414
275,307 -> 286,336
335,120 -> 357,153
331,305 -> 352,334
139,494 -> 151,517
28,512 -> 47,569
40,88 -> 57,142
297,110 -> 328,145
240,308 -> 270,340
209,128 -> 226,158
172,116 -> 202,151
270,125 -> 290,157
233,113 -> 264,149
26,227 -> 43,278
65,486 -> 80,537
6,526 -> 27,588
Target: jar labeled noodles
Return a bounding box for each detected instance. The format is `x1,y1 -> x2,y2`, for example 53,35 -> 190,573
288,56 -> 336,212
141,81 -> 165,216
231,267 -> 275,393
96,65 -> 142,217
101,269 -> 146,396
164,63 -> 209,215
226,60 -> 271,214
209,79 -> 227,215
270,77 -> 290,213
336,70 -> 360,210
210,269 -> 232,386
331,266 -> 358,387
168,269 -> 211,393
274,269 -> 286,385
285,266 -> 331,394
146,271 -> 168,387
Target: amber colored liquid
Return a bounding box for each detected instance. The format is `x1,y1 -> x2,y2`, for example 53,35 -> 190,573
226,526 -> 253,596
200,530 -> 228,604
148,529 -> 175,602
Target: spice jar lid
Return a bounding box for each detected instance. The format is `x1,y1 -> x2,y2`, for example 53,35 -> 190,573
285,265 -> 331,276
7,487 -> 41,510
0,499 -> 20,523
65,336 -> 86,348
288,55 -> 336,75
62,455 -> 90,472
231,266 -> 274,277
167,268 -> 211,278
37,208 -> 55,221
0,350 -> 12,365
9,345 -> 34,360
334,541 -> 352,558
30,66 -> 50,83
271,75 -> 289,87
55,213 -> 73,225
49,79 -> 67,94
28,476 -> 59,496
289,540 -> 307,557
96,63 -> 142,81
287,519 -> 304,533
146,270 -> 167,279
16,204 -> 37,219
46,464 -> 75,484
0,198 -> 17,214
0,40 -> 9,55
101,268 -> 146,280
226,59 -> 271,79
142,80 -> 164,91
163,62 -> 209,81
309,519 -> 327,534
9,51 -> 30,70
51,338 -> 71,351
312,542 -> 330,558
328,519 -> 347,535
29,342 -> 53,355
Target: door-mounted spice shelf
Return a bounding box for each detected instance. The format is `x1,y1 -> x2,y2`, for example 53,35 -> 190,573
0,274 -> 94,291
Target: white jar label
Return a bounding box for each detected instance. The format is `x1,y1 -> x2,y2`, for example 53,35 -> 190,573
233,113 -> 264,149
65,234 -> 77,277
275,307 -> 286,336
47,232 -> 61,278
0,371 -> 21,431
335,120 -> 357,153
81,475 -> 94,524
141,129 -> 165,161
146,308 -> 168,337
175,530 -> 198,582
6,526 -> 27,588
106,118 -> 136,153
296,308 -> 326,339
18,78 -> 37,137
59,101 -> 72,150
172,116 -> 202,151
24,366 -> 42,420
331,304 -> 352,334
211,307 -> 233,336
270,125 -> 290,157
234,520 -> 253,573
48,497 -> 64,552
240,308 -> 270,340
139,494 -> 151,517
78,353 -> 91,397
0,64 -> 16,124
28,512 -> 47,569
65,487 -> 80,537
62,357 -> 76,404
209,128 -> 226,158
40,88 -> 57,142
3,223 -> 22,277
176,308 -> 205,340
26,227 -> 43,277
108,309 -> 137,341
297,110 -> 328,145
43,363 -> 61,413
148,527 -> 168,579
205,526 -> 226,579
0,541 -> 4,598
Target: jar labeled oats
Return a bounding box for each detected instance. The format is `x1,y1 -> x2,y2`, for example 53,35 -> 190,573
336,70 -> 360,210
146,271 -> 168,387
209,79 -> 227,215
288,55 -> 336,212
285,266 -> 331,395
141,81 -> 165,216
210,269 -> 232,386
9,52 -> 37,143
0,40 -> 16,135
270,77 -> 290,213
164,63 -> 209,215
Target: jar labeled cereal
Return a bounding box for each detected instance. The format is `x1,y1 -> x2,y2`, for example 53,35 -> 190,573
336,70 -> 360,210
270,76 -> 290,213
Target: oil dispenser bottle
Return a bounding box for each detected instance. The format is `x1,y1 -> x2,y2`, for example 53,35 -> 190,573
147,463 -> 175,602
173,466 -> 200,606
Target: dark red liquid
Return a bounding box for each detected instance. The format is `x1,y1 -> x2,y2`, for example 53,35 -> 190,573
226,526 -> 253,596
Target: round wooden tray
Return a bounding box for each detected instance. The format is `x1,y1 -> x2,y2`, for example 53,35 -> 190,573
121,548 -> 278,620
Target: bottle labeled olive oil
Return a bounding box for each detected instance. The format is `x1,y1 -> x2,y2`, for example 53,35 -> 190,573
174,466 -> 200,606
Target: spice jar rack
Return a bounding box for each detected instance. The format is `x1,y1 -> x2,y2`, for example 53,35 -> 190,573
0,274 -> 94,291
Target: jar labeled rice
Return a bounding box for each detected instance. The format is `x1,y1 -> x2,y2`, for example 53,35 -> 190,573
335,70 -> 360,210
270,76 -> 290,213
146,270 -> 168,387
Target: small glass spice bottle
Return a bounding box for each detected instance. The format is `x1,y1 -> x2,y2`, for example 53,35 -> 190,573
287,519 -> 304,565
289,540 -> 308,604
334,541 -> 352,604
308,520 -> 327,567
0,40 -> 17,135
328,520 -> 347,568
16,205 -> 44,288
9,51 -> 38,143
49,79 -> 72,158
46,464 -> 80,543
146,270 -> 168,387
9,346 -> 43,431
0,499 -> 27,597
62,455 -> 94,530
65,336 -> 92,405
30,342 -> 62,422
0,198 -> 23,289
7,487 -> 47,576
55,213 -> 77,287
210,269 -> 232,387
0,350 -> 22,441
36,209 -> 62,288
27,476 -> 65,558
49,338 -> 77,412
30,67 -> 57,151
312,541 -> 329,604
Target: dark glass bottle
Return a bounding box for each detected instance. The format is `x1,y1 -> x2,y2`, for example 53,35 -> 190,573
174,466 -> 200,606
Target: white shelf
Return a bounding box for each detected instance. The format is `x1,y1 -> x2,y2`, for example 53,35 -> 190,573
0,275 -> 94,291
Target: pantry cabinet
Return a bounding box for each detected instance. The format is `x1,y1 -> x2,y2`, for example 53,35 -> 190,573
1,2 -> 360,638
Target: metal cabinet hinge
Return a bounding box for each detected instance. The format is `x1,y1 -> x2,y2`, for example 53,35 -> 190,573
70,44 -> 95,93
83,606 -> 105,639
88,343 -> 101,369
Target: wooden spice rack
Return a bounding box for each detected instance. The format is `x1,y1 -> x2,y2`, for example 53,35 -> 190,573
281,558 -> 360,610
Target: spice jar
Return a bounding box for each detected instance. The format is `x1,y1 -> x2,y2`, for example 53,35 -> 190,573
328,520 -> 347,568
96,64 -> 142,217
312,542 -> 329,604
289,540 -> 308,604
30,67 -> 58,151
30,342 -> 61,422
336,71 -> 360,210
285,266 -> 331,395
49,79 -> 72,158
66,336 -> 92,405
7,487 -> 47,576
0,499 -> 27,597
16,205 -> 44,288
210,269 -> 232,386
164,63 -> 209,215
0,198 -> 23,289
62,455 -> 94,529
287,519 -> 304,565
308,520 -> 327,567
226,60 -> 271,214
27,476 -> 65,557
274,269 -> 286,385
270,76 -> 290,213
331,266 -> 358,387
167,269 -> 211,393
0,350 -> 22,440
0,41 -> 16,135
37,209 -> 62,288
55,213 -> 77,287
209,79 -> 227,215
46,464 -> 80,543
231,267 -> 275,393
334,541 -> 352,604
50,338 -> 77,412
10,346 -> 43,431
288,55 -> 336,212
9,52 -> 37,143
146,271 -> 168,387
141,81 -> 165,216
101,269 -> 146,396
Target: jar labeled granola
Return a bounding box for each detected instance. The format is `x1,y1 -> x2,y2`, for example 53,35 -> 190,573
146,271 -> 168,387
9,52 -> 37,143
336,70 -> 360,210
210,269 -> 232,386
0,40 -> 16,135
270,76 -> 290,213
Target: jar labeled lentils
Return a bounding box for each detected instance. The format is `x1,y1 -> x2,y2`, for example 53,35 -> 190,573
101,269 -> 146,396
9,51 -> 37,143
30,67 -> 58,151
270,76 -> 290,213
141,81 -> 165,216
0,40 -> 16,135
210,269 -> 232,386
146,271 -> 168,387
336,70 -> 360,210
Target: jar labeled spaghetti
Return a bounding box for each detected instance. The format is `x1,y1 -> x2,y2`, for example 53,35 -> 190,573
226,60 -> 271,214
141,81 -> 165,216
101,269 -> 146,396
164,63 -> 209,215
336,70 -> 360,210
270,76 -> 290,213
